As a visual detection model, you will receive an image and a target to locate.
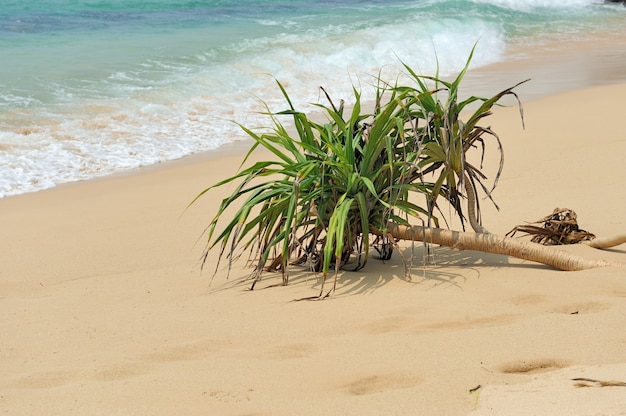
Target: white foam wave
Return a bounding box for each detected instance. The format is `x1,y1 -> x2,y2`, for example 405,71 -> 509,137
0,12 -> 507,198
470,0 -> 602,11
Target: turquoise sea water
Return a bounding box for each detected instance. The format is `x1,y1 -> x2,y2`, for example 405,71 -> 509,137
2,0 -> 626,197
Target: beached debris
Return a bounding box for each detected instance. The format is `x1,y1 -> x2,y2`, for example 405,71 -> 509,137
506,208 -> 595,245
572,377 -> 626,388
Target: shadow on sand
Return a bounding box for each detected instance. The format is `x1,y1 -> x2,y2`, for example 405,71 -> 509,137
205,244 -> 550,299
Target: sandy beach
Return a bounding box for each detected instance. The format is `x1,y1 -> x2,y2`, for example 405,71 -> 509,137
2,52 -> 626,415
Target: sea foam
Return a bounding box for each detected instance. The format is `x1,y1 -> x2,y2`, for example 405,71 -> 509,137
1,0 -> 624,197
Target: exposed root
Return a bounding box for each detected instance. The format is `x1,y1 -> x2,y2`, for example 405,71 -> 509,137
507,207 -> 626,249
507,208 -> 595,245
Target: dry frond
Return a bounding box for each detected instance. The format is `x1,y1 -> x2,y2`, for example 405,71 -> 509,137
507,207 -> 596,245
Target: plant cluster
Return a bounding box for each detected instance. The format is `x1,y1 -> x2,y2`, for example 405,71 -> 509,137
192,47 -> 528,296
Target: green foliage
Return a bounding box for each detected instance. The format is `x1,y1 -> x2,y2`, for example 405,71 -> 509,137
396,47 -> 528,230
192,48 -> 527,296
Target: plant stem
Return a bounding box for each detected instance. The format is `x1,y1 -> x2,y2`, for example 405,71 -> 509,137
585,233 -> 626,249
381,223 -> 623,271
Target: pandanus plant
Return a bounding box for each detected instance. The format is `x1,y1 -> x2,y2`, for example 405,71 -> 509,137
398,61 -> 528,234
193,80 -> 432,291
191,49 -> 626,297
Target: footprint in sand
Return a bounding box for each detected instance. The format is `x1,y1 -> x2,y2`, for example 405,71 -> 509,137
268,343 -> 316,359
550,301 -> 611,315
499,358 -> 568,375
423,313 -> 517,331
92,362 -> 149,381
342,374 -> 421,396
508,293 -> 548,307
11,370 -> 75,389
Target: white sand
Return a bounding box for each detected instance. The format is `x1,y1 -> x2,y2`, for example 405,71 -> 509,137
1,75 -> 625,415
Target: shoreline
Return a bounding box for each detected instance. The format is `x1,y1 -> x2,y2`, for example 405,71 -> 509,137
465,25 -> 626,102
5,24 -> 626,201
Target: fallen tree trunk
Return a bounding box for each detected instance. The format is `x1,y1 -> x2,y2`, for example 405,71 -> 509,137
381,223 -> 624,271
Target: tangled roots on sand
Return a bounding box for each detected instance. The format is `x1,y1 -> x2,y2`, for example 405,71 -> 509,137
507,208 -> 596,245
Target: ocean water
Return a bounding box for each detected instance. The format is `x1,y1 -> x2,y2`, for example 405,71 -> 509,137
2,0 -> 626,197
